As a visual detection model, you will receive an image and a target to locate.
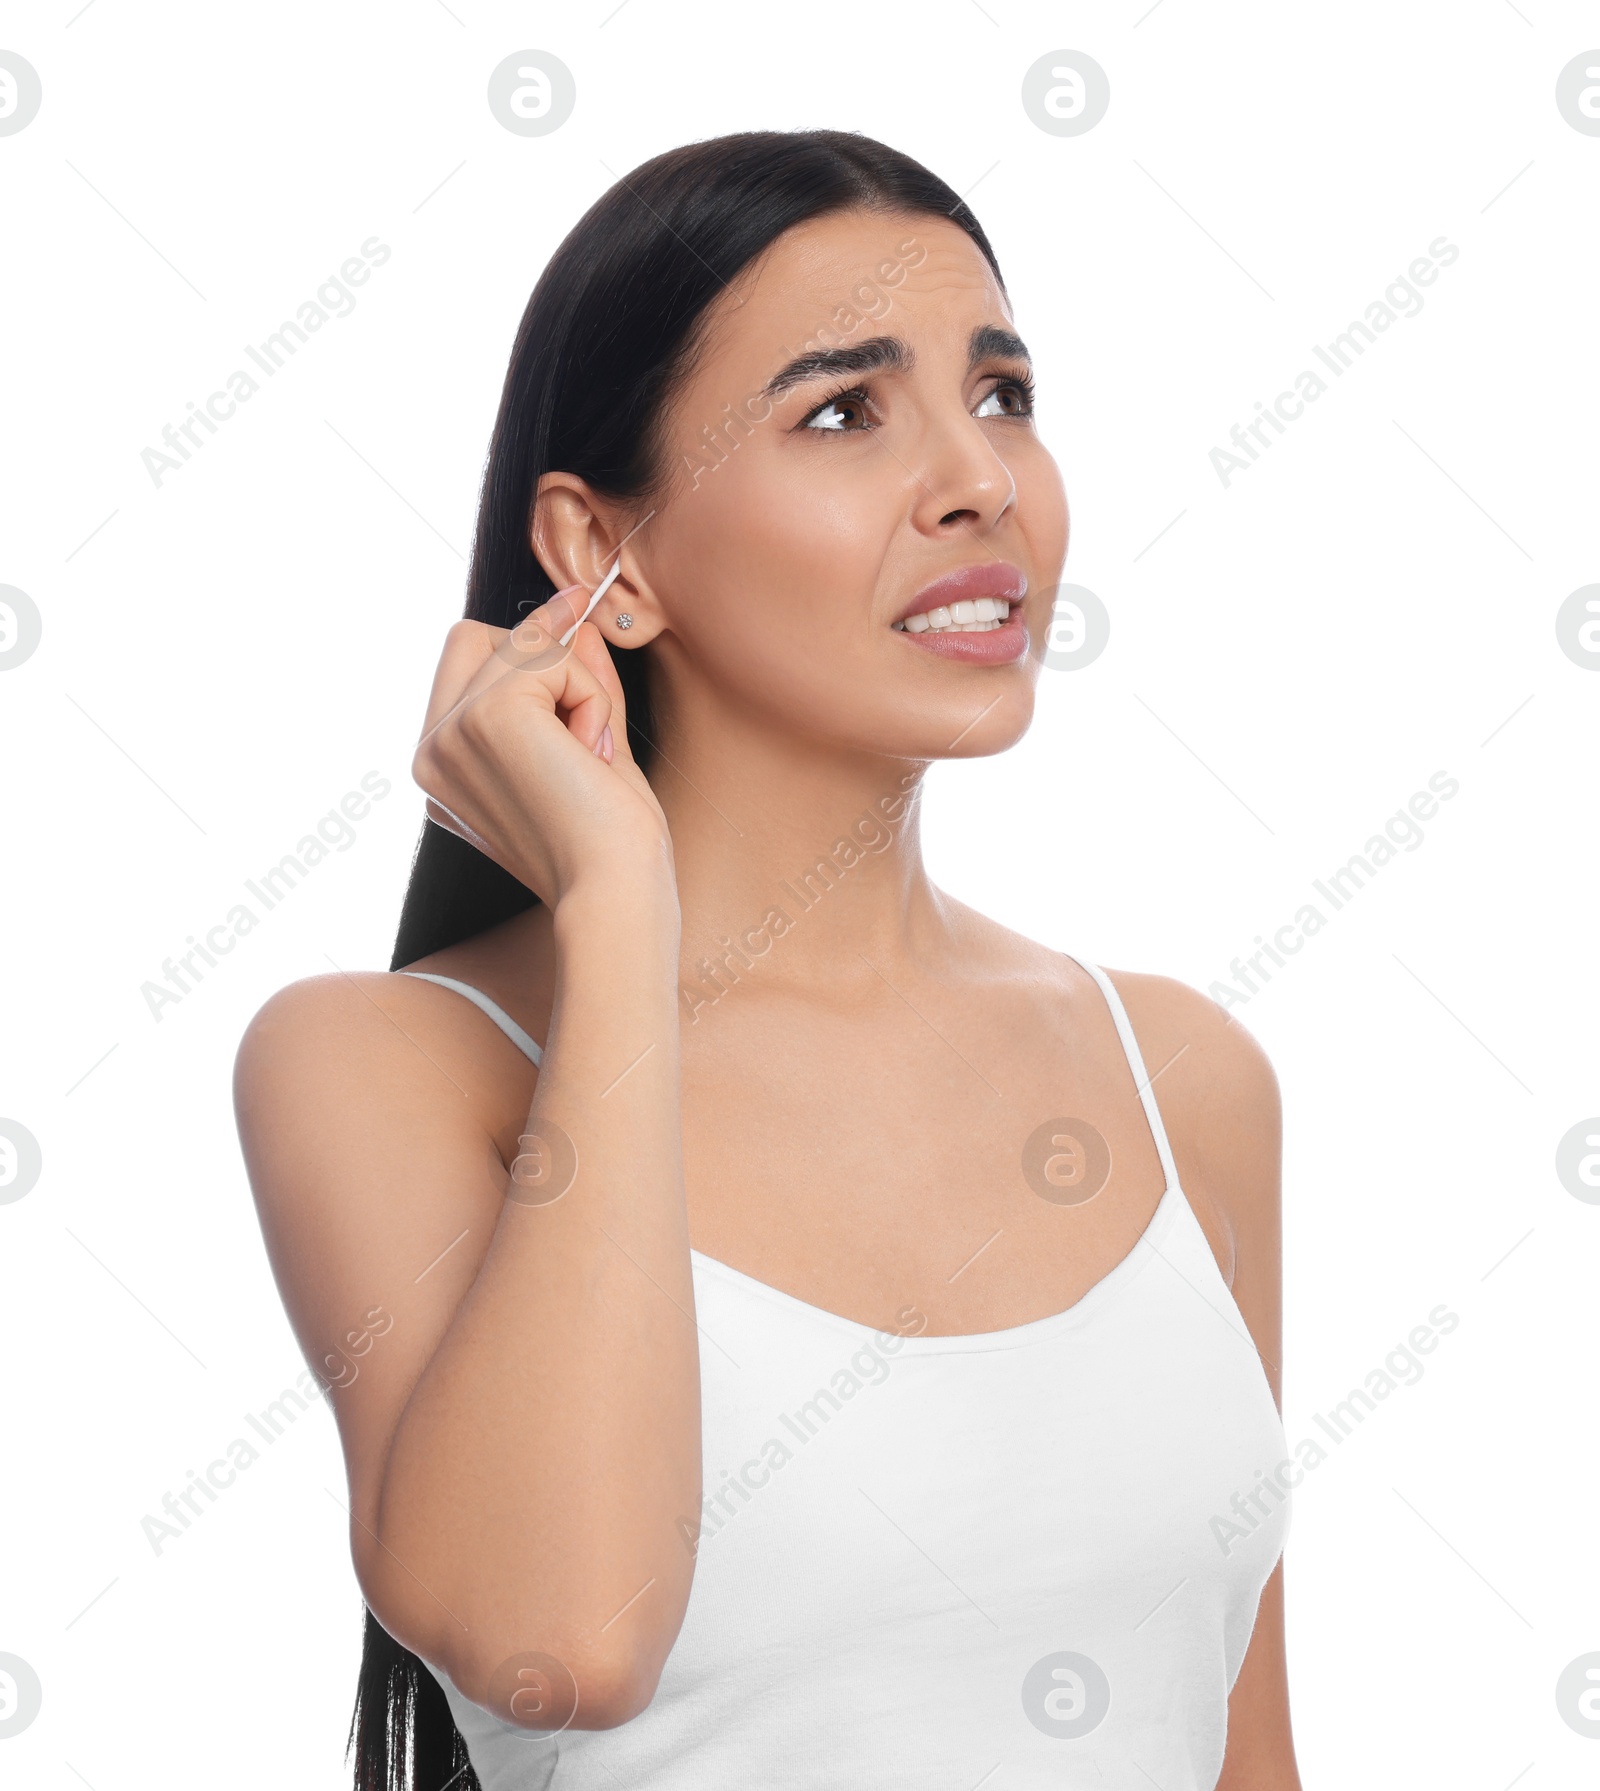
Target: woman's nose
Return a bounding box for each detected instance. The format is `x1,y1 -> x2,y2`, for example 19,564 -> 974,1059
909,413 -> 1018,537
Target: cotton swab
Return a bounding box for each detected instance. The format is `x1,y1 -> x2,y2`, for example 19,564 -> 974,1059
556,509 -> 657,647
557,557 -> 623,646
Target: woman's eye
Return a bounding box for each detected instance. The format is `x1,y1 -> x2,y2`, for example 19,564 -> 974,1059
974,378 -> 1035,419
802,388 -> 872,431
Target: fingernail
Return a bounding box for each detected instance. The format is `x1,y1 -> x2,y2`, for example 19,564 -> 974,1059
599,722 -> 614,762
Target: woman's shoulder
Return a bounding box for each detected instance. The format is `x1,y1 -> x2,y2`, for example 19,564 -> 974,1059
1101,965 -> 1280,1121
231,970 -> 496,1169
1098,966 -> 1282,1289
952,902 -> 1278,1113
236,906 -> 553,1087
956,907 -> 1282,1273
235,965 -> 446,1076
233,933 -> 551,1178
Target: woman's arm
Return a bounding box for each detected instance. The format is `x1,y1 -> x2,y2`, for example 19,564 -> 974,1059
1111,972 -> 1304,1789
235,597 -> 697,1730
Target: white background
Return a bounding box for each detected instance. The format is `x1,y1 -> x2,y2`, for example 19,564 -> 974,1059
2,1 -> 1597,1785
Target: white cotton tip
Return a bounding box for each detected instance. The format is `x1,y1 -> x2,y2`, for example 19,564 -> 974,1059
558,557 -> 625,647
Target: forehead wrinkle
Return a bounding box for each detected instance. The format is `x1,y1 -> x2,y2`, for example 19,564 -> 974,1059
669,217 -> 1014,438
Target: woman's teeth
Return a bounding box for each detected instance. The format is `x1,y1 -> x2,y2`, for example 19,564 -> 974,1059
893,596 -> 1013,634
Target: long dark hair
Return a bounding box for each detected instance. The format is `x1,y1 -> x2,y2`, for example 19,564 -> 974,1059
355,128 -> 1003,1789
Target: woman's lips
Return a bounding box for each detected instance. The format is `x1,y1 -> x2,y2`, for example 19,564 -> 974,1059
894,601 -> 1031,664
892,560 -> 1028,626
889,560 -> 1031,663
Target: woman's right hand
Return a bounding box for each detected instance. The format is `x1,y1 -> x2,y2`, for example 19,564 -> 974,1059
245,580 -> 695,1722
411,585 -> 674,911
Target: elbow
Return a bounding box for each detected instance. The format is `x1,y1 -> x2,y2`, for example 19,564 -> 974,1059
357,1542 -> 678,1732
442,1634 -> 662,1733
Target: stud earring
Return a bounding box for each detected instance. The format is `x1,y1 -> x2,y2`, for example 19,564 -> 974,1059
615,613 -> 634,630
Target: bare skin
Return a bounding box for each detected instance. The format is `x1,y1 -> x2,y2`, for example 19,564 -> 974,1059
234,206 -> 1302,1782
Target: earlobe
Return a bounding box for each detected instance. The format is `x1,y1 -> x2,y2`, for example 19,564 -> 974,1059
589,576 -> 659,648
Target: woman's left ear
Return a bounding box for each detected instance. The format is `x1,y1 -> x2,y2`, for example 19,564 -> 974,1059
530,470 -> 663,645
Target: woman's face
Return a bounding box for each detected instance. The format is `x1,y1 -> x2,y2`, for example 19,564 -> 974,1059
620,207 -> 1068,763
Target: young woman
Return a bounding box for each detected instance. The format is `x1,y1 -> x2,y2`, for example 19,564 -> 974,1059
234,131 -> 1301,1790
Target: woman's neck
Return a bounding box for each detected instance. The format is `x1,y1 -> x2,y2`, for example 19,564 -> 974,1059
650,716 -> 948,1005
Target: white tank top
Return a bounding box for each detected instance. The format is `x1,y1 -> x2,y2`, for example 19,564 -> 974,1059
401,955 -> 1291,1789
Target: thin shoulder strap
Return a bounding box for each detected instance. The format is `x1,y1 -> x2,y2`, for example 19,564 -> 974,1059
400,971 -> 543,1066
1068,955 -> 1180,1194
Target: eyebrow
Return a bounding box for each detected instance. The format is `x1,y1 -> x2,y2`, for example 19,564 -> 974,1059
760,323 -> 1032,402
761,335 -> 910,402
968,324 -> 1031,369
